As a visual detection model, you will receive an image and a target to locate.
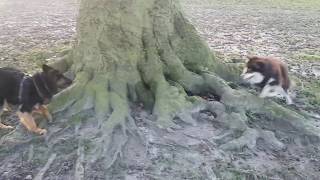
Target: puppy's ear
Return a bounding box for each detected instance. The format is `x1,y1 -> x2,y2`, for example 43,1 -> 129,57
254,61 -> 265,70
246,55 -> 258,60
42,64 -> 54,73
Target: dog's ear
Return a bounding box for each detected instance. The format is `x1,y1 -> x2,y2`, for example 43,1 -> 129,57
254,61 -> 265,70
42,64 -> 55,73
246,55 -> 258,60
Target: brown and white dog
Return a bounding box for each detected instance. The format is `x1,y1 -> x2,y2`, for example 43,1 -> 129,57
241,55 -> 293,104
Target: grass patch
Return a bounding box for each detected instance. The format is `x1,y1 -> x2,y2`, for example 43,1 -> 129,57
18,43 -> 71,71
295,53 -> 320,62
300,80 -> 320,106
182,0 -> 320,10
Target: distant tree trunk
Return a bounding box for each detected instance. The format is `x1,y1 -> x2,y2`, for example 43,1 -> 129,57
1,0 -> 319,179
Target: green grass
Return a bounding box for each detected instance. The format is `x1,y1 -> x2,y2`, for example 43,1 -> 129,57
295,53 -> 320,62
301,80 -> 320,106
182,0 -> 320,10
18,43 -> 71,70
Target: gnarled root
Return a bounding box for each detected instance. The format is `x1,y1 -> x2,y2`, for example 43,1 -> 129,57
219,128 -> 285,151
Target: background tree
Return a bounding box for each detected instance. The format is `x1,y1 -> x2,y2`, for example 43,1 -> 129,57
1,0 -> 319,179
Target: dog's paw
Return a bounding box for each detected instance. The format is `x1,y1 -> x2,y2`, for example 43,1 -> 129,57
36,128 -> 47,135
3,125 -> 14,130
6,125 -> 14,129
0,123 -> 14,130
46,114 -> 53,122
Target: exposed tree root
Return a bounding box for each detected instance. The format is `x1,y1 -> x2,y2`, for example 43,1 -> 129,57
48,71 -> 91,114
92,88 -> 147,170
50,76 -> 146,171
220,128 -> 285,151
75,145 -> 85,180
140,28 -> 194,128
34,153 -> 57,180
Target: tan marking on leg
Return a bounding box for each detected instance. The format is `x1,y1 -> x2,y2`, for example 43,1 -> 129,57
39,105 -> 53,122
0,122 -> 14,129
17,112 -> 47,135
3,99 -> 11,112
32,105 -> 53,122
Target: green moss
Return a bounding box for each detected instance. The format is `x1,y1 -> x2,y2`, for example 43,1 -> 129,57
172,13 -> 213,73
49,71 -> 91,113
19,43 -> 72,69
135,81 -> 155,110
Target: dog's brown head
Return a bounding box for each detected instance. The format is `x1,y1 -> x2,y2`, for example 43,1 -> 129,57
241,55 -> 290,89
41,64 -> 72,94
241,56 -> 267,85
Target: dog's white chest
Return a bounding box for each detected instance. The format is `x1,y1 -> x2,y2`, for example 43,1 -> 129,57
242,72 -> 264,84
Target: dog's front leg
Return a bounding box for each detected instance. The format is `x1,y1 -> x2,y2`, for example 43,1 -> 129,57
32,105 -> 53,122
39,105 -> 53,122
279,89 -> 293,105
3,100 -> 12,112
0,109 -> 13,129
17,111 -> 47,135
259,85 -> 272,98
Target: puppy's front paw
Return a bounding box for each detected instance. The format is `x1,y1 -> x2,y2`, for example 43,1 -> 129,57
36,128 -> 47,135
46,113 -> 53,123
0,124 -> 14,130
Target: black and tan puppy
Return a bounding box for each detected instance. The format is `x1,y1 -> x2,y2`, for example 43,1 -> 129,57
0,65 -> 72,135
241,55 -> 293,104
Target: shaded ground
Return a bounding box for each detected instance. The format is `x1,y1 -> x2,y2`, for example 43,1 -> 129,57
0,0 -> 320,179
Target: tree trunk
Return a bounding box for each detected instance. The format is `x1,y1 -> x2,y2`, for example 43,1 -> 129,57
1,0 -> 320,179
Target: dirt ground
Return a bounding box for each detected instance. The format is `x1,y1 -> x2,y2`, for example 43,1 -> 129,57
0,0 -> 320,179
